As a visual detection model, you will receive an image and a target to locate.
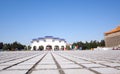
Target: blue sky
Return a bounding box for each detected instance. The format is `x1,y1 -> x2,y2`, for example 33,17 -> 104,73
0,0 -> 120,45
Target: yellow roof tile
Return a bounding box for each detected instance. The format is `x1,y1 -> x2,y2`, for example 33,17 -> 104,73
105,25 -> 120,35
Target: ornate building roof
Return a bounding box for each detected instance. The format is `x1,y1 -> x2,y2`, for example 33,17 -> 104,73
105,25 -> 120,35
31,36 -> 66,42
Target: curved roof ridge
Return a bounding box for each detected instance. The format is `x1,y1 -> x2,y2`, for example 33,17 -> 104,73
31,36 -> 66,42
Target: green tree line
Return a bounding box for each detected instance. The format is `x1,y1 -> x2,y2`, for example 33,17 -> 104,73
72,40 -> 105,50
0,41 -> 31,51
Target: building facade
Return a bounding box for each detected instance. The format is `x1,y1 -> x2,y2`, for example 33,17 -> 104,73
104,26 -> 120,47
31,36 -> 67,51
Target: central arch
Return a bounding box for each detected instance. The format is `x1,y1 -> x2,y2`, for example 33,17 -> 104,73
46,45 -> 52,50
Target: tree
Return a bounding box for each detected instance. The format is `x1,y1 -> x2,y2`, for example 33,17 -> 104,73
72,40 -> 105,50
0,42 -> 3,50
27,45 -> 31,50
11,41 -> 26,51
72,43 -> 77,49
100,40 -> 105,47
66,45 -> 70,50
24,46 -> 27,50
76,41 -> 84,49
2,44 -> 11,51
2,41 -> 26,51
11,42 -> 17,50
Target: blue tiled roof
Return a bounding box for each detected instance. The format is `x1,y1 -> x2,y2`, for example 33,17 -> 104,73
31,36 -> 66,42
60,39 -> 66,42
45,36 -> 53,38
32,39 -> 37,41
38,37 -> 44,40
53,37 -> 60,40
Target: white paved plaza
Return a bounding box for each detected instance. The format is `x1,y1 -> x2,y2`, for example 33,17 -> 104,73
0,50 -> 120,74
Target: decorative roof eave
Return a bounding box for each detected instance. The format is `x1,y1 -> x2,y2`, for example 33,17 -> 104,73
105,25 -> 120,35
31,36 -> 67,43
45,36 -> 53,38
32,39 -> 38,41
38,37 -> 44,40
53,37 -> 60,40
60,39 -> 66,42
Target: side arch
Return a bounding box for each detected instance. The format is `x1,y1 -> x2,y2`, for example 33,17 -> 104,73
38,45 -> 44,51
54,45 -> 59,51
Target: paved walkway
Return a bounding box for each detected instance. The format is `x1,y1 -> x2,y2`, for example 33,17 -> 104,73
0,50 -> 120,74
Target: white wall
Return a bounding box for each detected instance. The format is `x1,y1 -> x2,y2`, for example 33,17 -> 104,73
31,38 -> 66,51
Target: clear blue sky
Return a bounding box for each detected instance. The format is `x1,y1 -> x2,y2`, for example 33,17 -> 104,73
0,0 -> 120,45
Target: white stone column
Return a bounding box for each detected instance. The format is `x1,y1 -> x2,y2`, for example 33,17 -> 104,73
44,45 -> 46,51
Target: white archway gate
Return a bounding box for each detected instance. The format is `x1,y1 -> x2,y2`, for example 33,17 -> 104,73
31,36 -> 67,51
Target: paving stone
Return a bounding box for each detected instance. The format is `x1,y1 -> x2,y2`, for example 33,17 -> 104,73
41,61 -> 55,63
35,65 -> 57,69
55,60 -> 70,62
1,50 -> 120,74
117,67 -> 120,70
18,62 -> 36,65
31,70 -> 59,74
64,69 -> 95,74
0,70 -> 27,74
101,62 -> 120,67
38,62 -> 55,65
8,65 -> 33,70
76,61 -> 93,64
1,62 -> 18,65
0,65 -> 9,70
94,61 -> 108,63
81,63 -> 105,68
91,68 -> 120,74
58,61 -> 74,64
60,64 -> 82,69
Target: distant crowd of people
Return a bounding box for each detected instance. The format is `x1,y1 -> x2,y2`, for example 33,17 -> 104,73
113,47 -> 120,50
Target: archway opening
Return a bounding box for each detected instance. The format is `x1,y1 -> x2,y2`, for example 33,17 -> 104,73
38,46 -> 44,51
54,45 -> 59,51
46,45 -> 52,50
61,46 -> 64,50
33,46 -> 37,51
